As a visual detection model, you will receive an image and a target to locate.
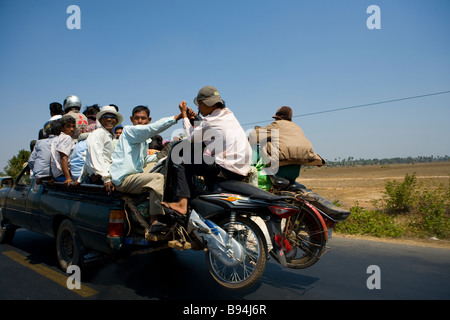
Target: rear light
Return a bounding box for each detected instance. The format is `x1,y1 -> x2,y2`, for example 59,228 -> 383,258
270,205 -> 299,218
108,209 -> 124,237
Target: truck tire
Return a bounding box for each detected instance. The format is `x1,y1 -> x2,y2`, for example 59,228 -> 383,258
56,219 -> 81,272
0,209 -> 16,244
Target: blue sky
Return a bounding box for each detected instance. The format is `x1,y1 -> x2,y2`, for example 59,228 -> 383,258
1,0 -> 449,172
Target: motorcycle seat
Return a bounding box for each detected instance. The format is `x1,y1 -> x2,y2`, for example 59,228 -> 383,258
269,175 -> 291,189
217,179 -> 293,202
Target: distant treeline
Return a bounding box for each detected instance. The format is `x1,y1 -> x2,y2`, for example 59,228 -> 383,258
323,155 -> 450,167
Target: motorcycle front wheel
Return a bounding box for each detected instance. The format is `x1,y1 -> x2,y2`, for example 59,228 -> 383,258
206,216 -> 268,290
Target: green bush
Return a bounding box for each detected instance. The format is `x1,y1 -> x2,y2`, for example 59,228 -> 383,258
336,174 -> 450,239
335,203 -> 406,238
412,185 -> 450,238
379,173 -> 417,213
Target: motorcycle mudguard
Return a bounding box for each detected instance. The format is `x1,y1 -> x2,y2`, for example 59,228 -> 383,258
304,201 -> 329,241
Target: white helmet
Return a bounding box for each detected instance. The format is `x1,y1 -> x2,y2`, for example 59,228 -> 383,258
63,95 -> 82,112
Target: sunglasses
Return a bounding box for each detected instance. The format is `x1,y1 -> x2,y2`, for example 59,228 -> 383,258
101,114 -> 117,120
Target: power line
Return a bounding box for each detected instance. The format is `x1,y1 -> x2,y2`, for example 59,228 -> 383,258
241,90 -> 450,127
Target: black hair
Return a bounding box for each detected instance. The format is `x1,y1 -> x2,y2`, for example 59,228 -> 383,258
30,140 -> 36,152
109,104 -> 119,111
83,104 -> 100,117
47,120 -> 61,136
132,105 -> 150,117
60,115 -> 76,127
216,99 -> 226,108
148,135 -> 163,151
49,102 -> 63,116
114,126 -> 123,133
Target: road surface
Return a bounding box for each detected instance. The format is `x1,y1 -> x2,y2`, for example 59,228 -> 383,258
1,229 -> 449,305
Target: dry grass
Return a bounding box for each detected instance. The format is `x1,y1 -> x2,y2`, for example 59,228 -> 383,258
297,162 -> 450,211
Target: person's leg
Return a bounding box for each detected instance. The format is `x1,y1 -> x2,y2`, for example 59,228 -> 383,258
218,166 -> 246,181
161,162 -> 219,215
116,172 -> 165,228
161,163 -> 193,215
276,164 -> 301,184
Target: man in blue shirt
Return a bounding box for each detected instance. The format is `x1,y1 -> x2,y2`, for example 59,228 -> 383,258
29,120 -> 61,184
70,133 -> 88,181
110,105 -> 183,238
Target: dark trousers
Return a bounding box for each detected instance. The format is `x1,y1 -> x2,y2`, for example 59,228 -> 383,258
175,162 -> 245,199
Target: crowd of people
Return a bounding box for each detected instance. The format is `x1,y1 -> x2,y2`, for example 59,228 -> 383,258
27,86 -> 324,239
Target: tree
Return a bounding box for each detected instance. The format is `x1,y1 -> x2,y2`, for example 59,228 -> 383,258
3,149 -> 30,179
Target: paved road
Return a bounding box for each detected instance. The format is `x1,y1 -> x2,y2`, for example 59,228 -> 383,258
1,229 -> 449,303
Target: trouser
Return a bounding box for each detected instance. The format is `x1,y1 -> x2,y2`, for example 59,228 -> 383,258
116,172 -> 165,217
277,164 -> 302,184
175,162 -> 246,199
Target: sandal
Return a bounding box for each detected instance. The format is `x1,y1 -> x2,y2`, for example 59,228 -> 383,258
149,221 -> 168,234
145,227 -> 165,242
160,201 -> 186,216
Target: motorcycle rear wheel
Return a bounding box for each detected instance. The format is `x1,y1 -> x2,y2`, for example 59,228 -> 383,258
278,204 -> 327,269
206,216 -> 268,290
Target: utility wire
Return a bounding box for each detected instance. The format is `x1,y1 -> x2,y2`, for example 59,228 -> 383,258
241,90 -> 450,127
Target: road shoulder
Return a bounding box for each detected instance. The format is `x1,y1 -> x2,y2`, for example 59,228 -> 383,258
334,233 -> 450,249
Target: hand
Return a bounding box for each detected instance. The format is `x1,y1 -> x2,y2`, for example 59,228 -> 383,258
179,101 -> 188,116
187,108 -> 198,119
64,178 -> 74,187
104,181 -> 115,194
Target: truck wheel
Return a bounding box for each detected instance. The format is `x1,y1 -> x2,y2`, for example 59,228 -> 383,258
0,209 -> 16,244
56,220 -> 81,272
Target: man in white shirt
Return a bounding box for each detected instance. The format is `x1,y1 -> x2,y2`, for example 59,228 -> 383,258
161,86 -> 252,216
110,105 -> 183,236
50,115 -> 76,186
76,106 -> 123,193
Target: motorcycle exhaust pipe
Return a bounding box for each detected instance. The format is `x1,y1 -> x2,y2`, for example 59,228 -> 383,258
188,210 -> 244,267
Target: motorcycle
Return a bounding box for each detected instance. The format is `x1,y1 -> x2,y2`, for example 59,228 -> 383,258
260,174 -> 351,269
122,140 -> 300,290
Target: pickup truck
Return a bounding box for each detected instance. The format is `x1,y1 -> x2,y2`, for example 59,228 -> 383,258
0,165 -> 138,271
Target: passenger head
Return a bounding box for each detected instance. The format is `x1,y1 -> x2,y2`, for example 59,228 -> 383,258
272,106 -> 293,121
59,115 -> 76,137
193,86 -> 226,116
45,119 -> 62,137
63,95 -> 82,114
96,105 -> 123,133
131,105 -> 151,125
114,126 -> 123,139
49,102 -> 63,116
148,135 -> 164,151
83,104 -> 101,118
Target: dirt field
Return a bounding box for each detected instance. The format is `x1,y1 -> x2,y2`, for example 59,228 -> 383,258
298,161 -> 450,211
297,161 -> 450,248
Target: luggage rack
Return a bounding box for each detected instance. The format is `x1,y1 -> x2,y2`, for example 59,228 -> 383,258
269,176 -> 351,222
